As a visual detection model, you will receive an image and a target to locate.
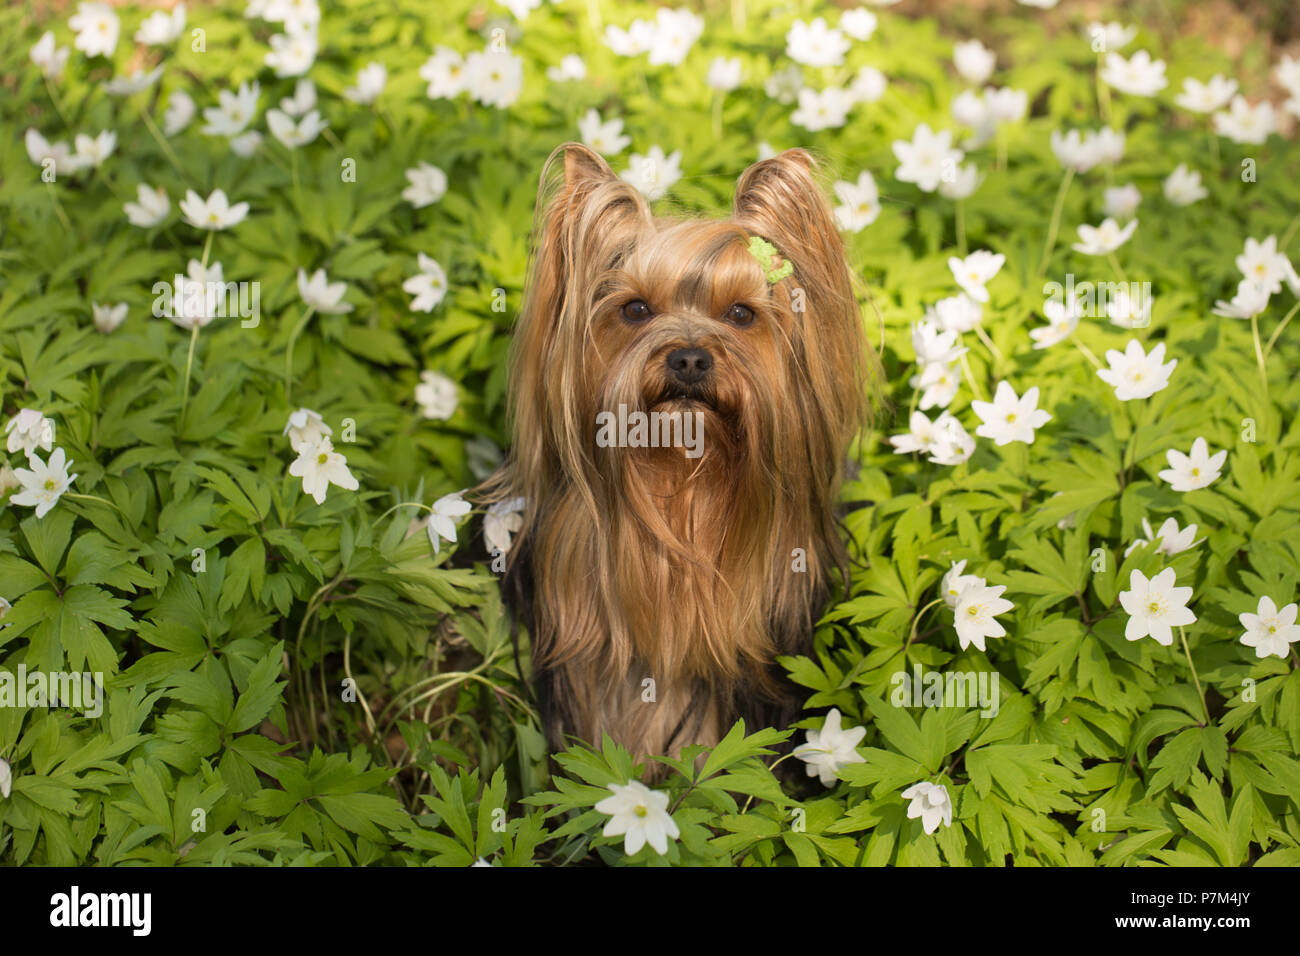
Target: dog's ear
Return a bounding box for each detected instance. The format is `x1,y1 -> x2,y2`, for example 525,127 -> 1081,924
522,139 -> 650,351
527,141 -> 649,307
562,142 -> 616,189
733,149 -> 880,506
506,143 -> 651,500
732,149 -> 845,288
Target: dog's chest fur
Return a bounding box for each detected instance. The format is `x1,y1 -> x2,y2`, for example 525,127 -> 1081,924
515,441 -> 822,760
486,143 -> 873,768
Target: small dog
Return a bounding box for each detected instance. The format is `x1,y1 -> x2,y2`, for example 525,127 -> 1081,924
482,142 -> 876,765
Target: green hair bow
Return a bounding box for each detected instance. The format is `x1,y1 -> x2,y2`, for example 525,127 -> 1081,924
747,236 -> 794,284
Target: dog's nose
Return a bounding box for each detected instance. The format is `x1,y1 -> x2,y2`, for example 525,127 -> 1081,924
666,347 -> 713,384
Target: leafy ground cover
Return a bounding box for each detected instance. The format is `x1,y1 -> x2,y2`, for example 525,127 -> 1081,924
1,0 -> 1299,866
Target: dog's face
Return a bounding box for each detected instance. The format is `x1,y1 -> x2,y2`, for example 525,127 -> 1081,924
484,143 -> 881,738
506,143 -> 874,502
585,218 -> 784,460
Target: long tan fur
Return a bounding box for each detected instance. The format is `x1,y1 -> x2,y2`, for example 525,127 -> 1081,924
480,142 -> 878,765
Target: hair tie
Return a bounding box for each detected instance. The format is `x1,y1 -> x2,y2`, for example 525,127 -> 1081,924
747,236 -> 793,284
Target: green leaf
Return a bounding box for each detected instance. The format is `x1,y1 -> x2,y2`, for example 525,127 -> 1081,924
20,509 -> 75,578
228,643 -> 287,734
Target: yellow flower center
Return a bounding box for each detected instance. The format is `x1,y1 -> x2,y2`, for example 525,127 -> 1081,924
44,478 -> 57,491
317,453 -> 328,465
634,805 -> 648,818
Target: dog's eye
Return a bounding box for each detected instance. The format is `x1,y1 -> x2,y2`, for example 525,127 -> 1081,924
724,303 -> 755,326
621,300 -> 653,323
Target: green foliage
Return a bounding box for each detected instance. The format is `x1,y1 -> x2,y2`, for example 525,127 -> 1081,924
0,0 -> 1298,866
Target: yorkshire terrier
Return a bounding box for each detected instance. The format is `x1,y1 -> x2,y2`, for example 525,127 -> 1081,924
481,142 -> 875,767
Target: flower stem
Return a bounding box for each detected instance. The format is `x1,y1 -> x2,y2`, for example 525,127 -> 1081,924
178,324 -> 200,429
1121,396 -> 1152,483
1107,251 -> 1125,282
199,229 -> 214,271
1264,299 -> 1300,359
44,181 -> 73,233
955,200 -> 967,255
178,231 -> 214,431
291,149 -> 304,215
740,752 -> 799,814
959,350 -> 985,403
1095,57 -> 1111,126
44,75 -> 71,128
141,108 -> 189,186
1038,168 -> 1075,276
284,306 -> 317,403
1250,312 -> 1269,400
65,492 -> 130,518
1070,333 -> 1103,370
1178,626 -> 1211,725
711,93 -> 723,142
908,597 -> 947,647
375,500 -> 435,524
973,321 -> 1002,367
1278,209 -> 1300,250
